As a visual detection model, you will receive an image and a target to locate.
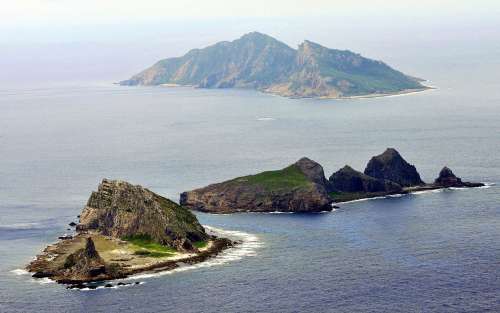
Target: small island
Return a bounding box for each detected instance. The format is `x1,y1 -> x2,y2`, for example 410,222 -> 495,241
27,179 -> 233,288
120,32 -> 429,99
181,148 -> 484,213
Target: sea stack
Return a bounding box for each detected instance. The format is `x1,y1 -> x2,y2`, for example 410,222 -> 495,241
364,148 -> 424,187
329,165 -> 402,193
180,157 -> 333,213
434,167 -> 484,188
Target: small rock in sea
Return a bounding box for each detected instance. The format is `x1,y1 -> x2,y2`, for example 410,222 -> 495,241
117,282 -> 126,286
77,215 -> 81,218
69,222 -> 77,227
67,283 -> 86,289
88,285 -> 97,290
134,282 -> 140,285
332,205 -> 340,209
105,283 -> 113,288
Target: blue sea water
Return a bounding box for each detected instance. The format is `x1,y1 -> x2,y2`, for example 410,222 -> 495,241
1,53 -> 500,312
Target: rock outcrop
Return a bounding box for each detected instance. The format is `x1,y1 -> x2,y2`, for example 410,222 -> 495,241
180,158 -> 333,213
120,32 -> 427,98
329,165 -> 402,193
364,148 -> 424,187
59,238 -> 108,281
434,167 -> 484,188
77,179 -> 208,251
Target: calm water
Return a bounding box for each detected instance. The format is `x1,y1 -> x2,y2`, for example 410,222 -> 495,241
1,59 -> 500,312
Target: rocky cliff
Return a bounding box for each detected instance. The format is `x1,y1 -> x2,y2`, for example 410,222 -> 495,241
121,32 -> 426,98
77,179 -> 208,251
434,167 -> 484,188
180,158 -> 333,213
329,165 -> 402,193
364,148 -> 424,187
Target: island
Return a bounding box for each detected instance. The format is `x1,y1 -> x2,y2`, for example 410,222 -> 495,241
120,32 -> 429,99
181,148 -> 484,213
27,179 -> 233,288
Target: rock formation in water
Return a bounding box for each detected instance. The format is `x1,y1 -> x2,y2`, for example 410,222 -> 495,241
77,179 -> 208,251
120,32 -> 427,98
434,167 -> 484,188
329,165 -> 402,193
180,157 -> 333,213
364,148 -> 424,187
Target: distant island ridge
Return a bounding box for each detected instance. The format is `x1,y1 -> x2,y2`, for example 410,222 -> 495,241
120,32 -> 430,99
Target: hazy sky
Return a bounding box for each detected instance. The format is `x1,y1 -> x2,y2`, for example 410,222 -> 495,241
1,1 -> 499,86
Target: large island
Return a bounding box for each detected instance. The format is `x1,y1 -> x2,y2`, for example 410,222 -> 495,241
27,179 -> 233,288
120,32 -> 429,99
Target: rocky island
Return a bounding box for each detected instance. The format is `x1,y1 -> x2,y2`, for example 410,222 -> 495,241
120,32 -> 428,99
180,158 -> 333,213
181,148 -> 484,213
27,179 -> 233,287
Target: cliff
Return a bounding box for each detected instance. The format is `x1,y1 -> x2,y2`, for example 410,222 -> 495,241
77,179 -> 208,251
364,148 -> 424,187
120,32 -> 426,98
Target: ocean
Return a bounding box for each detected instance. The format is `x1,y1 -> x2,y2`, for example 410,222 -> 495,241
1,50 -> 500,312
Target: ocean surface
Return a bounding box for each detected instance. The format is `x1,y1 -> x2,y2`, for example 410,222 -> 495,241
1,57 -> 500,311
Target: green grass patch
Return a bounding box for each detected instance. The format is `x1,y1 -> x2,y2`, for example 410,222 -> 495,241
193,241 -> 208,249
235,164 -> 310,191
122,234 -> 176,257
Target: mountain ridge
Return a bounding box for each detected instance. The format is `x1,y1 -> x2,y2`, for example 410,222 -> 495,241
121,32 -> 428,98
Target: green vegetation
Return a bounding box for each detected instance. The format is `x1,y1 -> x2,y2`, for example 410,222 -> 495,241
122,234 -> 176,258
235,165 -> 310,191
193,241 -> 208,249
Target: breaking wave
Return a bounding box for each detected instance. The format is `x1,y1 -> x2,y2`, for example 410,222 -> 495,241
128,226 -> 262,280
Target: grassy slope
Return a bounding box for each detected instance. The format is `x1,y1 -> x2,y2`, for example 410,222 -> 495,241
122,234 -> 176,258
231,164 -> 311,192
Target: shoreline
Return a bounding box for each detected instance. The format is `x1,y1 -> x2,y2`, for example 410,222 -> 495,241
27,234 -> 234,287
118,82 -> 435,100
332,182 -> 489,204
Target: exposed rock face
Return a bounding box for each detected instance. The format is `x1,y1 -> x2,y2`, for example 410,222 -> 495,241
61,238 -> 107,280
434,167 -> 484,188
120,32 -> 426,98
329,165 -> 402,193
364,148 -> 424,187
77,179 -> 208,251
295,157 -> 332,190
180,158 -> 333,213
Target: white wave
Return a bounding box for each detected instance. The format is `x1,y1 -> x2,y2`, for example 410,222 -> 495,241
10,269 -> 29,275
479,182 -> 496,189
411,189 -> 444,195
129,226 -> 262,280
339,196 -> 389,204
257,117 -> 275,121
264,211 -> 294,214
33,277 -> 54,284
